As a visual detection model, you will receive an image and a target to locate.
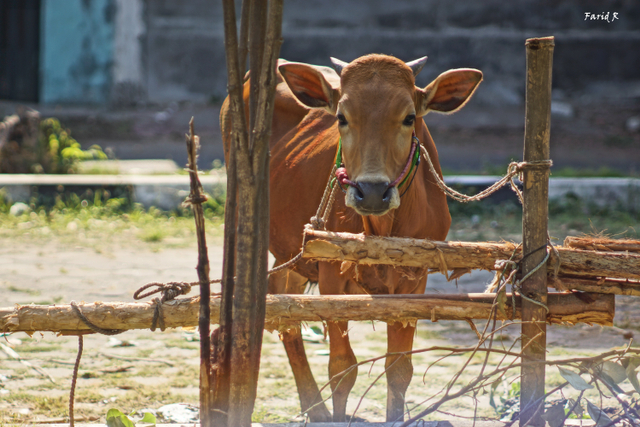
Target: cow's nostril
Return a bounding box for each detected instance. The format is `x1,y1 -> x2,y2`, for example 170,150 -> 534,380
382,187 -> 393,203
354,186 -> 365,201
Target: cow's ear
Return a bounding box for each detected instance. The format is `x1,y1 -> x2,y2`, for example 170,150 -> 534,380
416,69 -> 482,116
279,62 -> 340,114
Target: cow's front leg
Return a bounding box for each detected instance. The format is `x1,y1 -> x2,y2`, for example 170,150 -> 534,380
327,320 -> 357,422
269,267 -> 332,422
318,262 -> 357,421
385,321 -> 415,422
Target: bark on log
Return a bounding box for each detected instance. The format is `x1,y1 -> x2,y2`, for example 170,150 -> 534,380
302,230 -> 640,280
564,236 -> 640,253
0,292 -> 614,335
549,276 -> 640,296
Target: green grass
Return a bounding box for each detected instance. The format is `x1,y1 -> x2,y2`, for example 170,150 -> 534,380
447,195 -> 639,243
7,286 -> 41,296
2,392 -> 69,417
15,344 -> 62,353
0,189 -> 225,247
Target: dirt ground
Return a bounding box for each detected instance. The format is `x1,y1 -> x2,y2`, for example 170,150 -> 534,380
1,223 -> 639,424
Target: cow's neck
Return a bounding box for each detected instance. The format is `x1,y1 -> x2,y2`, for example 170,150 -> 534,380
361,169 -> 427,238
362,212 -> 394,236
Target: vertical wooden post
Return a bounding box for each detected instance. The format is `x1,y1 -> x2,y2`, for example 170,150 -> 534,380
520,36 -> 554,426
213,2 -> 251,426
218,1 -> 283,426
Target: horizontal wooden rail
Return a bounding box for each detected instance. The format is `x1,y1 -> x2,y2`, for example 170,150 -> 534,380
550,276 -> 640,296
1,292 -> 613,335
302,230 -> 640,280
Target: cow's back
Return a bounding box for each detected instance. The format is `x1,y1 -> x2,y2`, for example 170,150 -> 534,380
220,63 -> 359,281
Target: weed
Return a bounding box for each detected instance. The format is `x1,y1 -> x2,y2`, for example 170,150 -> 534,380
16,344 -> 62,353
7,286 -> 41,296
3,392 -> 68,417
139,229 -> 165,243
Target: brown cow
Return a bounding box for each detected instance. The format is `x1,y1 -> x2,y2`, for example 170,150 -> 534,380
221,54 -> 482,422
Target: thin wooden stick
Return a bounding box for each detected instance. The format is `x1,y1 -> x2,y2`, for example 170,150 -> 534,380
100,353 -> 175,367
185,119 -> 213,427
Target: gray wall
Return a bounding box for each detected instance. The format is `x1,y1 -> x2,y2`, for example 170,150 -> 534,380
143,0 -> 640,105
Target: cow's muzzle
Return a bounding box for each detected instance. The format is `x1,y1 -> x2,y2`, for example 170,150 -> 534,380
346,181 -> 400,216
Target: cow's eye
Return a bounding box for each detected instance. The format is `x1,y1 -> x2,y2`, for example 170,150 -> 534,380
403,114 -> 416,126
337,113 -> 348,126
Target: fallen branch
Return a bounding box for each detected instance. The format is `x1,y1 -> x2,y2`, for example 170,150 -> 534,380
100,353 -> 175,367
302,230 -> 640,280
0,292 -> 614,334
0,342 -> 56,383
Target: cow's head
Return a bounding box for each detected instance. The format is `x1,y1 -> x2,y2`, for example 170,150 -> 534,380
279,54 -> 482,216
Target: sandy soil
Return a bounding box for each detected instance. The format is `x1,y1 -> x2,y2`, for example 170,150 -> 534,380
1,230 -> 638,424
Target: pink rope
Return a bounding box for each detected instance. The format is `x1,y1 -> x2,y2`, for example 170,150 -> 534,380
336,167 -> 357,188
388,137 -> 418,189
335,134 -> 418,189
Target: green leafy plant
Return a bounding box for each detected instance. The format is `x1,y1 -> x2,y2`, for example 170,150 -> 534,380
39,117 -> 107,174
489,379 -> 520,421
106,408 -> 156,427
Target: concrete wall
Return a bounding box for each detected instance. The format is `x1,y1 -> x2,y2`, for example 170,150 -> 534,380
144,1 -> 224,103
143,0 -> 640,105
111,0 -> 145,105
40,0 -> 115,104
39,0 -> 640,105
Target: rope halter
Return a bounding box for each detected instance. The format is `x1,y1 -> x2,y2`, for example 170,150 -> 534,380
334,131 -> 421,195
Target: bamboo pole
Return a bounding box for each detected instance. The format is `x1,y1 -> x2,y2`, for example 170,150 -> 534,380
0,292 -> 614,334
302,230 -> 640,281
520,36 -> 554,426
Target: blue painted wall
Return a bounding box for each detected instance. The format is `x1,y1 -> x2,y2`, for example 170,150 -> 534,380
40,0 -> 115,104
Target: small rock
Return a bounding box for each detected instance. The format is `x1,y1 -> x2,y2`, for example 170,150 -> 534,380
67,221 -> 78,231
551,101 -> 574,118
471,215 -> 481,225
626,116 -> 640,133
490,221 -> 499,229
154,111 -> 170,123
9,202 -> 30,216
157,404 -> 199,423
